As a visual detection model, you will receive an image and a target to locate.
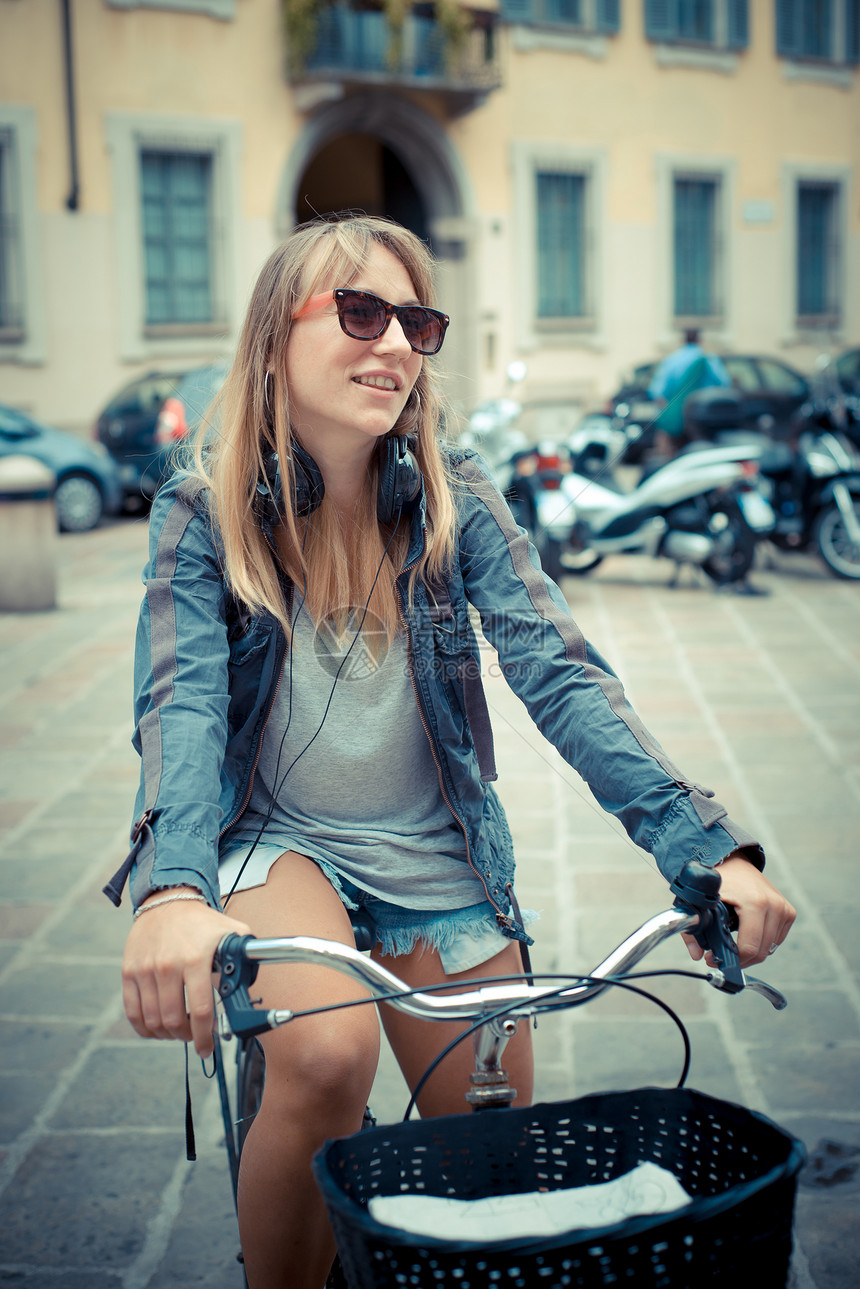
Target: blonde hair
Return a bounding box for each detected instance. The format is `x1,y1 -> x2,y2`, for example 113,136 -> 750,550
188,215 -> 457,639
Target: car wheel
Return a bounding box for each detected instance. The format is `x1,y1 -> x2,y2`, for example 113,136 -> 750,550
54,473 -> 104,533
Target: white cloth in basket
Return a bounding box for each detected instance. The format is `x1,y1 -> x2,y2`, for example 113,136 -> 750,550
367,1162 -> 691,1242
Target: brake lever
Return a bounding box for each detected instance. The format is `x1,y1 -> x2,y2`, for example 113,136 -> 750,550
213,932 -> 273,1039
742,975 -> 787,1011
670,861 -> 744,994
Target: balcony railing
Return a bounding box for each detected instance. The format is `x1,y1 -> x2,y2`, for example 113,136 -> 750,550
289,3 -> 502,106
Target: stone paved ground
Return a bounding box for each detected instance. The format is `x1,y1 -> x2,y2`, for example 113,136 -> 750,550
0,517 -> 858,1288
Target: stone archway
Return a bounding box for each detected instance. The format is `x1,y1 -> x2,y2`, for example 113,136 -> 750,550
277,93 -> 478,410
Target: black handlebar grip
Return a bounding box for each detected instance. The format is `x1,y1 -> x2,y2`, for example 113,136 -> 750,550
213,932 -> 257,979
670,860 -> 721,905
214,934 -> 273,1038
671,860 -> 744,992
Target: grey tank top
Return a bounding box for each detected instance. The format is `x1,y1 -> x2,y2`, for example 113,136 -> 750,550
226,603 -> 484,910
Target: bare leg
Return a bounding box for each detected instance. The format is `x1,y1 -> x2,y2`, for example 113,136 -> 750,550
373,939 -> 534,1118
226,853 -> 380,1289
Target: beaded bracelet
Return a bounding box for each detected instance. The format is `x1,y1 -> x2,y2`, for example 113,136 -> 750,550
133,891 -> 209,920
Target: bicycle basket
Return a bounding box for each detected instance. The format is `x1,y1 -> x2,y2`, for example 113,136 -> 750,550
313,1087 -> 805,1289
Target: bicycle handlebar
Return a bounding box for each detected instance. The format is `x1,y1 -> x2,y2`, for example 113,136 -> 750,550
214,861 -> 787,1041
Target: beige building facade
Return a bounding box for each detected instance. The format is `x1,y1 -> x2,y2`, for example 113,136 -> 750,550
1,0 -> 858,433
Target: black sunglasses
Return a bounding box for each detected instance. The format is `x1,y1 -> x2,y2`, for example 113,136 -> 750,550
295,288 -> 449,355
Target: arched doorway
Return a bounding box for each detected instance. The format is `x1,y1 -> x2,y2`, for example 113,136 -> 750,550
278,93 -> 477,410
295,134 -> 431,247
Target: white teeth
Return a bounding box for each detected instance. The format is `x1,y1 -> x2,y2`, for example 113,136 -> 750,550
356,375 -> 397,391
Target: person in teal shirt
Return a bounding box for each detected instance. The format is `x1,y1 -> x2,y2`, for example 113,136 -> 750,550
649,329 -> 732,454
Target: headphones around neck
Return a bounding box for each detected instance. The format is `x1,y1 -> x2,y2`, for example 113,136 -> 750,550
255,435 -> 422,528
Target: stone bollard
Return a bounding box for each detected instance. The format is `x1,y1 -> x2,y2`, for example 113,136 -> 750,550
0,454 -> 58,611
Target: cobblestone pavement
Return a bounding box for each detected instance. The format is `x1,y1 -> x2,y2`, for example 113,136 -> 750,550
0,517 -> 858,1288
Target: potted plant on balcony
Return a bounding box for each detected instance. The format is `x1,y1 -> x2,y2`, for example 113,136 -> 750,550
283,0 -> 473,77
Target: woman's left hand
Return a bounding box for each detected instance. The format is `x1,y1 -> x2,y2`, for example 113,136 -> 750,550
682,854 -> 796,968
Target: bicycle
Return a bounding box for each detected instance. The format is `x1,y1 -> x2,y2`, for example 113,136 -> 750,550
213,862 -> 804,1287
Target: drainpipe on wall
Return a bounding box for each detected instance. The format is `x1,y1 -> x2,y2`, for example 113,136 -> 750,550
61,0 -> 80,211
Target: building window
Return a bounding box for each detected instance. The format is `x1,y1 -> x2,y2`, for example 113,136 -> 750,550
500,0 -> 620,31
644,0 -> 749,48
776,0 -> 860,64
796,181 -> 841,325
106,113 -> 240,361
0,131 -> 24,340
536,171 -> 588,320
140,150 -> 214,329
673,176 -> 723,322
513,143 -> 605,347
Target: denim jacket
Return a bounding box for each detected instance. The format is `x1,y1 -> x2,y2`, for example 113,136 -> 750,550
104,448 -> 763,942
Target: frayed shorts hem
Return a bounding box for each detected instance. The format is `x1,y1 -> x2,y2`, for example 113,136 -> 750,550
321,863 -> 539,974
219,841 -> 537,975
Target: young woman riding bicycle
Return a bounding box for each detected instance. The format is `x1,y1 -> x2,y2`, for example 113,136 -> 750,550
108,214 -> 795,1289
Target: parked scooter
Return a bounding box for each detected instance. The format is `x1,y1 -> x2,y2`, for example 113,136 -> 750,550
682,362 -> 860,580
535,440 -> 772,587
758,424 -> 860,580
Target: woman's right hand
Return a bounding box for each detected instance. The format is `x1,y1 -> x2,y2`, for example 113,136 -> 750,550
122,888 -> 251,1059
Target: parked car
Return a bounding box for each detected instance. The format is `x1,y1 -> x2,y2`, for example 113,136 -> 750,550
719,355 -> 810,437
94,361 -> 229,504
93,369 -> 191,504
0,402 -> 123,532
152,361 -> 230,463
605,354 -> 811,440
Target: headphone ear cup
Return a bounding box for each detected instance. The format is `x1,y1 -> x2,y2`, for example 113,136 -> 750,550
290,440 -> 325,517
377,435 -> 422,525
255,452 -> 283,526
255,442 -> 325,524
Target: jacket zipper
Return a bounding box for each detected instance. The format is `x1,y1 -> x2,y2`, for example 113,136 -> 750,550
395,565 -> 512,931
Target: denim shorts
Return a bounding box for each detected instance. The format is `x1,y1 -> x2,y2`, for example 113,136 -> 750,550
219,840 -> 528,975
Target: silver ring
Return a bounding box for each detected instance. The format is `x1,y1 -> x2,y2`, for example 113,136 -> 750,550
767,942 -> 779,955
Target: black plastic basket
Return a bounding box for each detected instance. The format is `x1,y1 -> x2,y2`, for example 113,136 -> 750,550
313,1087 -> 805,1288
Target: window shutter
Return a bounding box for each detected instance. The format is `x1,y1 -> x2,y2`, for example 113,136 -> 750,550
644,0 -> 679,40
536,172 -> 586,318
674,178 -> 717,318
726,0 -> 749,48
596,0 -> 620,31
797,183 -> 838,319
818,0 -> 835,59
848,0 -> 860,63
775,0 -> 800,56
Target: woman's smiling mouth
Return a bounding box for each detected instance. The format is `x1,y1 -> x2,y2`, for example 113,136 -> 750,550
354,374 -> 400,391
